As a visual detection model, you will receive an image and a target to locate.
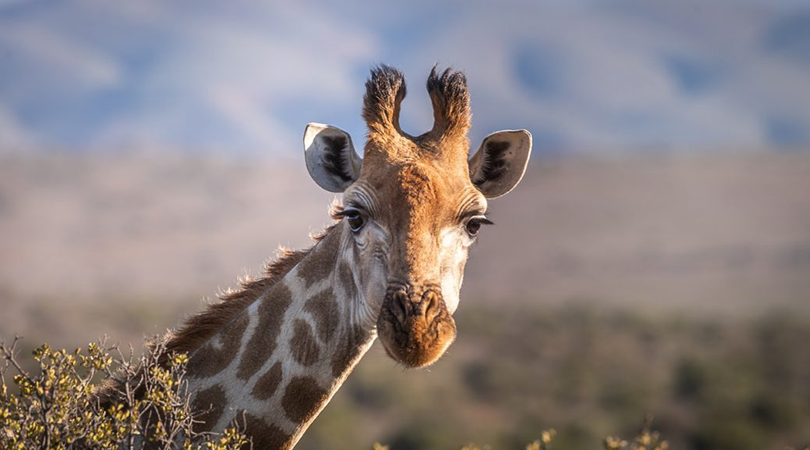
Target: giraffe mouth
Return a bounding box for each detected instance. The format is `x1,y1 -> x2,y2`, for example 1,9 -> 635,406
376,286 -> 458,368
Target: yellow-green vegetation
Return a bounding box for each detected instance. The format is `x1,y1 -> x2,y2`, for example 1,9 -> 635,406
0,338 -> 247,450
2,336 -> 668,450
4,303 -> 810,449
376,418 -> 672,450
601,416 -> 667,450
301,304 -> 810,450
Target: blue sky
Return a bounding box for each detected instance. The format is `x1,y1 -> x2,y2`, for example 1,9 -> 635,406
0,0 -> 808,156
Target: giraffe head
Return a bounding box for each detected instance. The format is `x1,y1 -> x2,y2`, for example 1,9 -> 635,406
303,66 -> 531,368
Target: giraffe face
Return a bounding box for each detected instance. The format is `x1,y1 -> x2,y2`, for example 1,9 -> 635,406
303,66 -> 532,368
338,153 -> 486,367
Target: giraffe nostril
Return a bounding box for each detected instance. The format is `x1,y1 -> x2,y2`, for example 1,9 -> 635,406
387,286 -> 444,324
392,289 -> 409,324
423,290 -> 441,323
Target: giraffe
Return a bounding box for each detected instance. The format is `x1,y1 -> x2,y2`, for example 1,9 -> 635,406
170,66 -> 532,449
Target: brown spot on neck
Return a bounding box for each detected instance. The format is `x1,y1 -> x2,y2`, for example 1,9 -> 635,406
296,227 -> 342,288
289,319 -> 320,366
251,362 -> 283,400
187,312 -> 248,378
236,283 -> 292,380
331,325 -> 371,378
233,411 -> 292,450
281,376 -> 328,424
191,384 -> 226,433
304,289 -> 340,343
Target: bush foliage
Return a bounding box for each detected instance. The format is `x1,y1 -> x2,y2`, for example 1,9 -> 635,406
2,328 -> 808,450
0,337 -> 673,450
0,337 -> 246,450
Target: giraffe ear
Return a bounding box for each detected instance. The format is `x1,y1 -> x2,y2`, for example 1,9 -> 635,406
303,123 -> 362,192
469,130 -> 532,198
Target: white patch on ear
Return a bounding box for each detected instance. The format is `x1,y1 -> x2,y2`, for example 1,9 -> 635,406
469,130 -> 532,198
304,123 -> 362,193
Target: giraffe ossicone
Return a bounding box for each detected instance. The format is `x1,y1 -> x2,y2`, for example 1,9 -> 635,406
175,65 -> 532,449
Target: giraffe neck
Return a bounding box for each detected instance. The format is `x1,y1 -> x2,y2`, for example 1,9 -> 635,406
185,223 -> 378,449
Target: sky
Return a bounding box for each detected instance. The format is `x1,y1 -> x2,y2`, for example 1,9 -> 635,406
0,0 -> 809,157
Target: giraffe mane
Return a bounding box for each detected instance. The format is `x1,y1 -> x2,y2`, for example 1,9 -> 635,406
164,229 -> 341,357
97,204 -> 344,405
162,248 -> 308,356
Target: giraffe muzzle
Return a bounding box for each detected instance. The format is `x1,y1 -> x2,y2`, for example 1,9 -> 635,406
376,284 -> 458,368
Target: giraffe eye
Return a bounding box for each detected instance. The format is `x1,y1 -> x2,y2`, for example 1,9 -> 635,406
465,216 -> 493,237
345,209 -> 365,232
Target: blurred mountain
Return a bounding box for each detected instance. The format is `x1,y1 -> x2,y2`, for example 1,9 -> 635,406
1,152 -> 808,350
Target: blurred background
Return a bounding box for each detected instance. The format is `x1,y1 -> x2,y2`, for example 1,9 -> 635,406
1,1 -> 809,448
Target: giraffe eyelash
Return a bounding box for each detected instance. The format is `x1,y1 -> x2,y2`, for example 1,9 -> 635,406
469,215 -> 493,225
334,205 -> 367,218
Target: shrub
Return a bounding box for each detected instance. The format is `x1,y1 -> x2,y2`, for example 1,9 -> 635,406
5,335 -> 804,450
0,337 -> 247,450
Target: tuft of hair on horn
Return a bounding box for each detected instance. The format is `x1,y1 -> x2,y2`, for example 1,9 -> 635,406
362,65 -> 408,139
426,65 -> 471,139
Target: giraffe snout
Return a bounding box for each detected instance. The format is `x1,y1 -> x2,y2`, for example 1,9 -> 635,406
377,283 -> 457,368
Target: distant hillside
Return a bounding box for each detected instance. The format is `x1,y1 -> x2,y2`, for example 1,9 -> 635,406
1,153 -> 809,347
